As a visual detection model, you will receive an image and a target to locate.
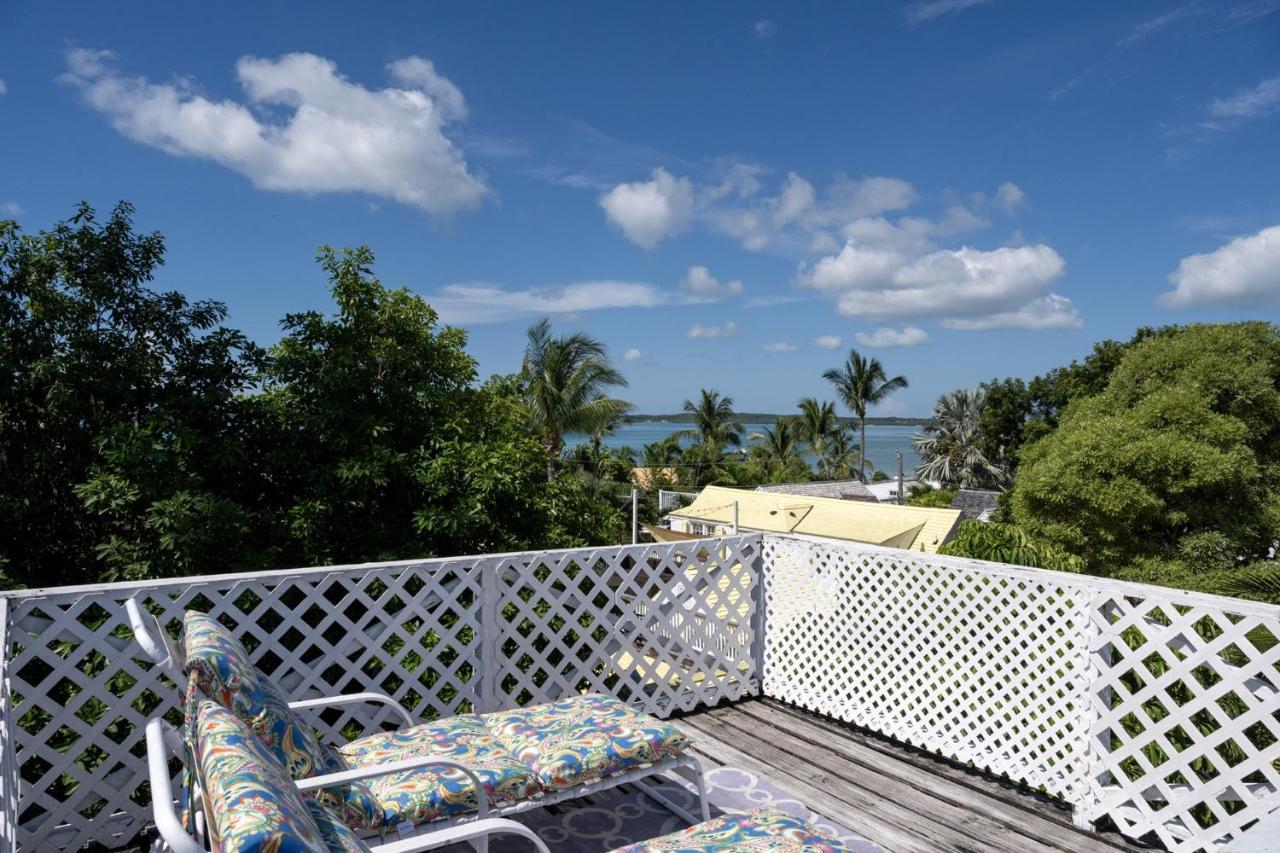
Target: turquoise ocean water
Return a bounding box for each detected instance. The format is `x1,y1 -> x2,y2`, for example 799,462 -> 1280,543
568,421 -> 922,475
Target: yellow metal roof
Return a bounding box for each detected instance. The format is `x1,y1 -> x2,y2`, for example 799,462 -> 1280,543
667,485 -> 961,552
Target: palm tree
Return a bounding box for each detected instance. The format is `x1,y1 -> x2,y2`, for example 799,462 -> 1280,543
795,398 -> 839,478
751,418 -> 806,476
822,426 -> 866,480
912,388 -> 1006,488
823,349 -> 908,482
678,389 -> 743,454
522,317 -> 631,478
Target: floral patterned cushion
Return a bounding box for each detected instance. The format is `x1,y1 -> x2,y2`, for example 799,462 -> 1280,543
194,699 -> 372,853
607,809 -> 855,852
182,611 -> 384,830
339,713 -> 541,825
482,693 -> 692,792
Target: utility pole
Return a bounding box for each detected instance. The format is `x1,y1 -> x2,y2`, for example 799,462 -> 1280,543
897,450 -> 904,506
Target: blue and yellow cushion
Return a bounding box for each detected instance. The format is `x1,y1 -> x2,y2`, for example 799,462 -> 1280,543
607,808 -> 855,852
482,693 -> 692,792
194,698 -> 371,853
340,713 -> 540,825
182,611 -> 384,829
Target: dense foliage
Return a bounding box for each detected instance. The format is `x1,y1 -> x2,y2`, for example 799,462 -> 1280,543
0,204 -> 623,588
1013,323 -> 1280,574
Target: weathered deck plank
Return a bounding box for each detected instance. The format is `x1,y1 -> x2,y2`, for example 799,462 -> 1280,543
674,699 -> 1146,853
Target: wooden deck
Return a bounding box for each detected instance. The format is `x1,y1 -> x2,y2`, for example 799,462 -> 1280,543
671,698 -> 1148,853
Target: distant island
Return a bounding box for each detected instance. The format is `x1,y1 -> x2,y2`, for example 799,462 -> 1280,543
627,413 -> 928,426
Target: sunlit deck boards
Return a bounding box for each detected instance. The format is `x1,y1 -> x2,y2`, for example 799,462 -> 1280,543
672,698 -> 1147,853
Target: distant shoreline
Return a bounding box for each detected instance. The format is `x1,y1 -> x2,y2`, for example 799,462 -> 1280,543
626,413 -> 927,426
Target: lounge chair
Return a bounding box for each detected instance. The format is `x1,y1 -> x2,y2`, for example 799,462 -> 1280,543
606,809 -> 857,852
130,602 -> 709,844
149,697 -> 549,852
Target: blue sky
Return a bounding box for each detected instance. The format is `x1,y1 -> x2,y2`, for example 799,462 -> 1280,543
2,1 -> 1279,415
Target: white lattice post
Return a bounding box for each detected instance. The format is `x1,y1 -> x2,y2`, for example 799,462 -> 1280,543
0,597 -> 15,853
748,536 -> 767,698
478,558 -> 500,714
1070,589 -> 1107,831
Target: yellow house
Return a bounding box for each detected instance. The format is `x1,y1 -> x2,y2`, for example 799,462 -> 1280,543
664,485 -> 961,552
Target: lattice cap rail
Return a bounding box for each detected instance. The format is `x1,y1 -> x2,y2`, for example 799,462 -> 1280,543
760,534 -> 1280,853
0,536 -> 762,851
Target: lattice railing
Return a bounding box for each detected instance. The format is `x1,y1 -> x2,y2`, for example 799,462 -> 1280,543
760,534 -> 1280,853
0,536 -> 761,852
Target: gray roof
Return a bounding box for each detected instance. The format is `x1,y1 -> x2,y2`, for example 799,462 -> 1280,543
755,480 -> 879,502
949,489 -> 1002,521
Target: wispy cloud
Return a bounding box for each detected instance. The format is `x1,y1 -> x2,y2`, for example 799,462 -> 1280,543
1,201 -> 21,217
0,79 -> 7,95
1209,75 -> 1280,121
904,0 -> 991,25
688,321 -> 741,339
762,341 -> 797,353
811,335 -> 843,350
1117,4 -> 1204,47
753,19 -> 776,39
623,348 -> 642,361
428,281 -> 665,324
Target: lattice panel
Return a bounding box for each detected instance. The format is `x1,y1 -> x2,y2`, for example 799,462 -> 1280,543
1087,593 -> 1280,852
0,536 -> 762,851
492,537 -> 761,718
760,535 -> 1095,804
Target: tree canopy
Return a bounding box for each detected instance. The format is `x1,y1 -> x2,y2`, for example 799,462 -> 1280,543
1012,323 -> 1280,572
0,204 -> 623,588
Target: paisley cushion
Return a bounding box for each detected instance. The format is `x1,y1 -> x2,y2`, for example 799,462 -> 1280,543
606,808 -> 855,852
482,693 -> 691,792
194,699 -> 371,853
182,611 -> 383,829
340,713 -> 541,825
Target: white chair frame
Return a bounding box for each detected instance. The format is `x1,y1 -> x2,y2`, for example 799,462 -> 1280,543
130,597 -> 711,849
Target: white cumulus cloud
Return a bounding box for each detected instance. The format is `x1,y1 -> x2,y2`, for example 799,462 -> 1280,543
800,242 -> 1074,327
762,341 -> 798,352
941,295 -> 1082,330
812,335 -> 844,350
688,321 -> 740,339
598,167 -> 694,248
60,49 -> 486,214
681,265 -> 743,299
1159,225 -> 1280,308
623,348 -> 642,361
854,326 -> 932,347
428,281 -> 664,324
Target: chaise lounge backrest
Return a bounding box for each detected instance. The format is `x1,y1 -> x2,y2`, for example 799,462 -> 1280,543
193,697 -> 370,853
182,611 -> 385,829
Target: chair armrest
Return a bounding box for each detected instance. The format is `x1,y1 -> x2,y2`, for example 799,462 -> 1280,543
369,817 -> 550,853
296,755 -> 492,818
126,597 -> 185,685
145,718 -> 206,853
288,692 -> 415,729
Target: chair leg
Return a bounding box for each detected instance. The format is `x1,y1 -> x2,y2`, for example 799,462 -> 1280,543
674,756 -> 711,822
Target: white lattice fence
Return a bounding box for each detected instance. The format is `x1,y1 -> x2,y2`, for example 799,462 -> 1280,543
0,536 -> 761,852
760,534 -> 1280,853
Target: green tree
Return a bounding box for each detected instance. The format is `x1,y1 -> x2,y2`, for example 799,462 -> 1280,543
821,427 -> 866,480
1012,323 -> 1280,571
795,398 -> 839,478
824,350 -> 908,482
939,520 -> 1084,573
0,203 -> 264,585
913,388 -> 1007,489
975,377 -> 1029,472
750,418 -> 809,480
678,389 -> 743,454
521,317 -> 631,478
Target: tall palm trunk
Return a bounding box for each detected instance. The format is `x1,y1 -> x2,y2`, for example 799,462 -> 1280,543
860,417 -> 867,482
543,434 -> 560,479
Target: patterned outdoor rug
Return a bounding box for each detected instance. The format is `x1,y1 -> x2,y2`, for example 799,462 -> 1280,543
446,765 -> 884,851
